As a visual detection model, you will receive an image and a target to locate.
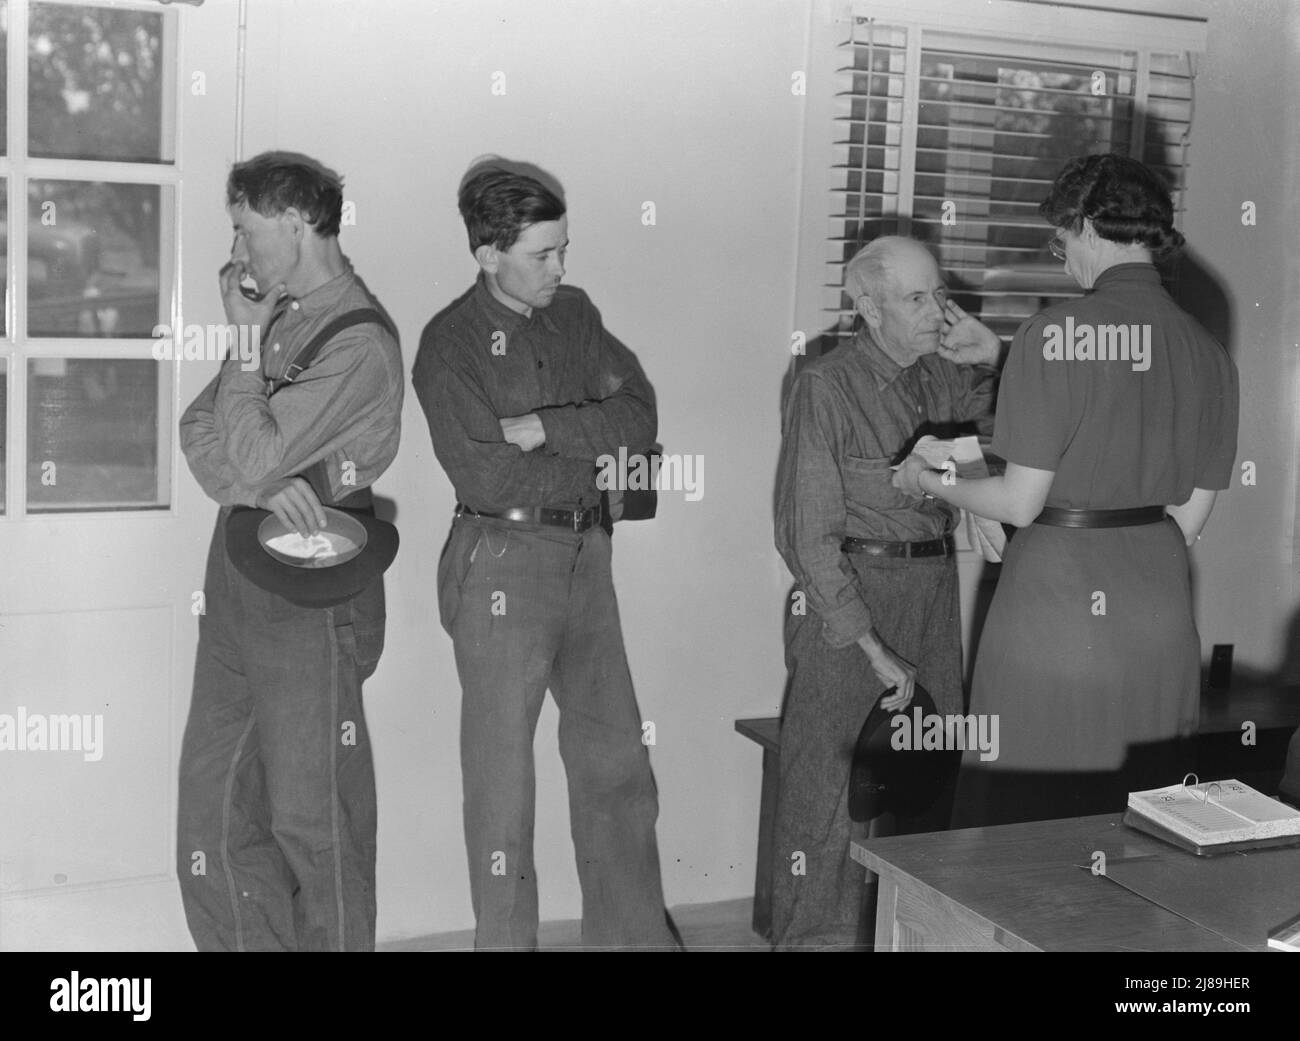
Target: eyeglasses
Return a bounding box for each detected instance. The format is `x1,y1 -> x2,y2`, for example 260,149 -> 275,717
1048,233 -> 1068,261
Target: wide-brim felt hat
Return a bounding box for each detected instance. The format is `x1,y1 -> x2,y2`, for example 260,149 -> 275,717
848,681 -> 959,823
225,505 -> 399,607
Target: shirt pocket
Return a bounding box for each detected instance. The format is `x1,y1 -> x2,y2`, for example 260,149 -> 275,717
840,454 -> 912,511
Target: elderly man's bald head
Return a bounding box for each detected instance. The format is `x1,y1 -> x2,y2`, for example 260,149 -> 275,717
844,236 -> 938,301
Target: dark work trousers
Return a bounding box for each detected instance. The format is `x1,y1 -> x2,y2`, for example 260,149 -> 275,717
770,552 -> 963,950
177,507 -> 385,951
437,515 -> 675,950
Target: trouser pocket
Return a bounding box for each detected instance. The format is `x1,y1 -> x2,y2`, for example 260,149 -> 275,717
338,578 -> 386,681
436,522 -> 492,634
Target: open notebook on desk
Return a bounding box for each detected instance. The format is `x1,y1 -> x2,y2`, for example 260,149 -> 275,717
1124,775 -> 1300,854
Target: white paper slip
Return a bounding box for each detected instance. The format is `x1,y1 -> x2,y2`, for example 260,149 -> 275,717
912,435 -> 1006,562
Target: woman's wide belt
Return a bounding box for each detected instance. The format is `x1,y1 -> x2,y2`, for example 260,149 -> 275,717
1034,505 -> 1166,529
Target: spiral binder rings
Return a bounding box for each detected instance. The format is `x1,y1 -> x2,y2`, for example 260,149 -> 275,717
1122,773 -> 1300,855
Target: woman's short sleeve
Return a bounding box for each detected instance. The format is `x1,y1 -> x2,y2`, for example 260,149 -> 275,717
1194,348 -> 1239,490
990,313 -> 1075,471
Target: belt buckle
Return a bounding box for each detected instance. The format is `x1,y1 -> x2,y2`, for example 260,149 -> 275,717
573,508 -> 583,534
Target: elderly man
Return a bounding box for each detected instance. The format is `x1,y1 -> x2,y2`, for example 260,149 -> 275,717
770,235 -> 1001,949
177,151 -> 403,951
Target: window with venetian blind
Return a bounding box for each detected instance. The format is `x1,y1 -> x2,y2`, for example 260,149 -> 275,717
817,4 -> 1202,349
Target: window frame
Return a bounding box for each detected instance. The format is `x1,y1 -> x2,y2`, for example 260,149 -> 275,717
792,0 -> 1210,360
1,0 -> 186,520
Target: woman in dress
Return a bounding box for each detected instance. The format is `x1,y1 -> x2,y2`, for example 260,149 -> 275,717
893,153 -> 1239,827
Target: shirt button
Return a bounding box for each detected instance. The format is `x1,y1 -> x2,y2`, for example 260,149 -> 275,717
537,361 -> 544,369
290,301 -> 300,311
272,343 -> 280,352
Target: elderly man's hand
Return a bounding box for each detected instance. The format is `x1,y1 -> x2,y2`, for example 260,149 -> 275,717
891,453 -> 931,497
500,413 -> 546,452
857,629 -> 917,711
938,300 -> 1001,367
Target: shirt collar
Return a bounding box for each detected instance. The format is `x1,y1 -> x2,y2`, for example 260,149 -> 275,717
1091,262 -> 1162,292
473,274 -> 559,333
853,326 -> 912,389
284,267 -> 356,320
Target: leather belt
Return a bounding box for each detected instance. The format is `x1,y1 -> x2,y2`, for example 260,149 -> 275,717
841,534 -> 955,559
455,501 -> 602,534
1034,505 -> 1166,529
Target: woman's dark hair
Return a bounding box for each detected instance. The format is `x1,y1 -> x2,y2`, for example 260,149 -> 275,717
226,151 -> 344,238
1039,153 -> 1185,257
458,168 -> 566,254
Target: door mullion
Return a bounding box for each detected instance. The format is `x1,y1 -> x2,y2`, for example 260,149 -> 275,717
8,0 -> 30,518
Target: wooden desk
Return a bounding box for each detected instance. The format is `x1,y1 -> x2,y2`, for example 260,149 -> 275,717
740,685 -> 1300,939
851,814 -> 1294,952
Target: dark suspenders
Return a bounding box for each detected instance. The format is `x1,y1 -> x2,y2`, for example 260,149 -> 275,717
265,307 -> 394,393
265,307 -> 396,510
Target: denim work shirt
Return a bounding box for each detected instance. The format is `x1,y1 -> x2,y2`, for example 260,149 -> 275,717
775,329 -> 996,648
412,277 -> 656,513
181,269 -> 404,506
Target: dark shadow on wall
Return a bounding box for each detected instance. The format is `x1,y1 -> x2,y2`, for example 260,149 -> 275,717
1168,244 -> 1233,353
457,154 -> 567,206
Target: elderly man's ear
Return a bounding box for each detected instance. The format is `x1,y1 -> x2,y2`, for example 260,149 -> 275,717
855,293 -> 882,329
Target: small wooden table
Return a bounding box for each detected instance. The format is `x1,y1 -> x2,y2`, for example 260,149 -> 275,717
851,813 -> 1298,951
734,717 -> 781,938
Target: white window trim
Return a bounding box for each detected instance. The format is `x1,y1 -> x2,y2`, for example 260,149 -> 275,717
793,0 -> 1208,351
3,0 -> 187,520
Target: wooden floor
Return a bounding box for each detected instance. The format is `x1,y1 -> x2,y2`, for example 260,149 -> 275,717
379,897 -> 768,952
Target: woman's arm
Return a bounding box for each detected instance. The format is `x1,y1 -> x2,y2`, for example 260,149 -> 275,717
899,457 -> 1056,528
1167,488 -> 1218,545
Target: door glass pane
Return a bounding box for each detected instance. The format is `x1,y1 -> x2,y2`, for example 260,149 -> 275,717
0,183 -> 7,337
0,3 -> 9,156
27,180 -> 164,338
26,358 -> 165,511
28,2 -> 167,163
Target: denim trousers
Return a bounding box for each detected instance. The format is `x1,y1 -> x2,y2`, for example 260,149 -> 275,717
770,552 -> 963,950
438,516 -> 675,950
177,507 -> 385,951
